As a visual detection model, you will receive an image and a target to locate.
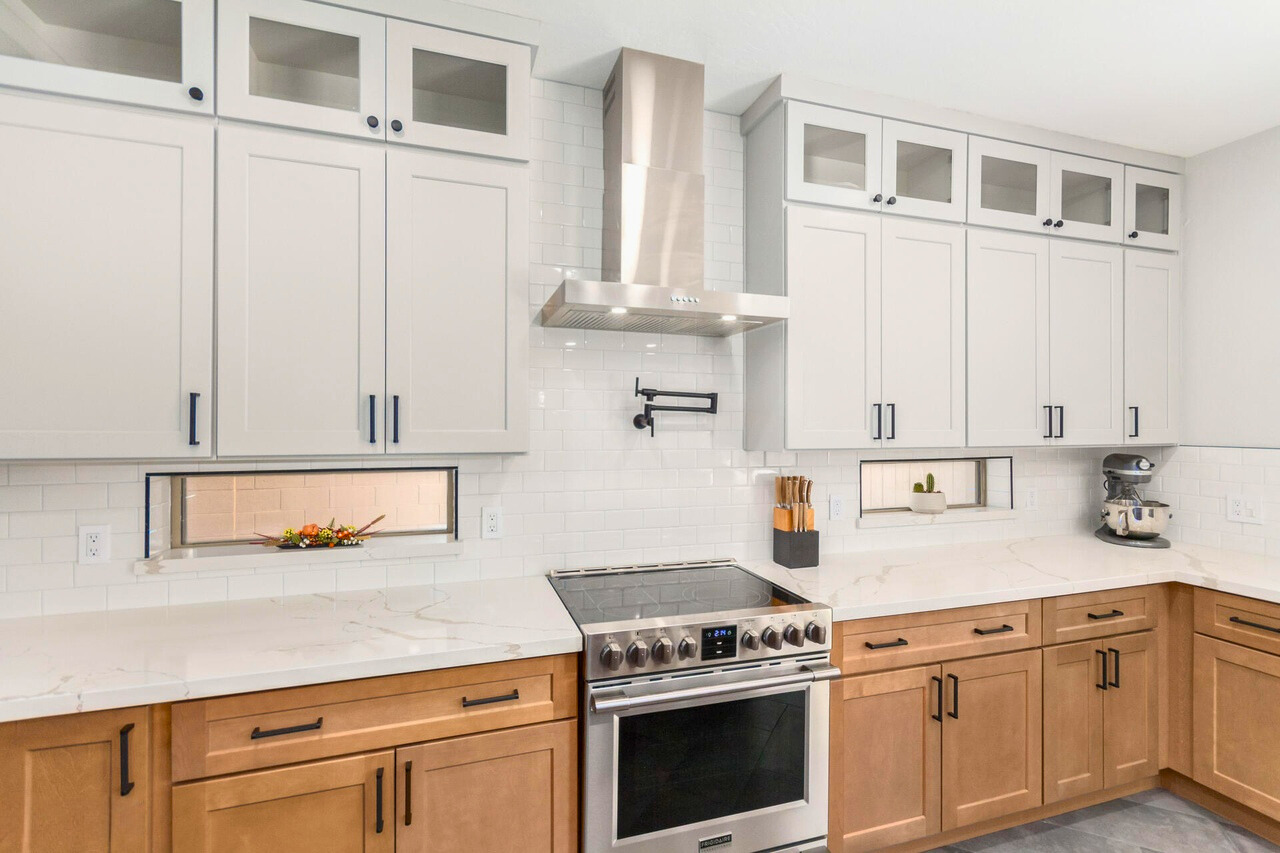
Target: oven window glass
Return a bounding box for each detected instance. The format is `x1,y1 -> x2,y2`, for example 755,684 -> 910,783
615,690 -> 807,839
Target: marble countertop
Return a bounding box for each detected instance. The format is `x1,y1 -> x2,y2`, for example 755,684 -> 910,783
0,576 -> 581,724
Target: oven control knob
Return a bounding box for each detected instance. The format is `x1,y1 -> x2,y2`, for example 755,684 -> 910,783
761,626 -> 784,651
805,621 -> 828,644
678,636 -> 698,659
600,642 -> 623,670
627,640 -> 650,666
742,629 -> 761,650
783,623 -> 805,647
651,637 -> 675,664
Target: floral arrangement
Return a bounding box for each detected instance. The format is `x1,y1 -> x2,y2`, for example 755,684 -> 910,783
256,515 -> 385,549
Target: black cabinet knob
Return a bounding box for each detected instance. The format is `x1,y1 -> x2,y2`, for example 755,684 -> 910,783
886,196 -> 897,205
1042,218 -> 1054,227
1053,219 -> 1064,228
188,86 -> 204,102
390,119 -> 404,133
1129,231 -> 1139,239
872,193 -> 883,203
367,115 -> 379,129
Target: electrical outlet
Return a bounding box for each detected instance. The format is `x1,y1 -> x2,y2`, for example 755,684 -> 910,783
1227,495 -> 1265,525
79,525 -> 111,564
1025,489 -> 1038,510
829,495 -> 846,521
481,506 -> 503,540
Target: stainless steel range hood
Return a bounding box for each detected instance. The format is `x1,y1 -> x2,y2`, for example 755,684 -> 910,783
539,49 -> 787,337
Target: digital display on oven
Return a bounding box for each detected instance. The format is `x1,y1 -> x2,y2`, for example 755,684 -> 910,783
701,625 -> 737,661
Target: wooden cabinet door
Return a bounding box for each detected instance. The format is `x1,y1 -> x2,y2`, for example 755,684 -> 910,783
0,92 -> 213,459
830,666 -> 941,853
1193,634 -> 1280,821
1124,250 -> 1180,445
966,229 -> 1051,447
879,218 -> 966,448
1102,631 -> 1159,787
172,750 -> 394,853
1043,640 -> 1104,804
216,124 -> 386,456
385,148 -> 528,453
941,650 -> 1042,830
784,206 -> 882,449
396,720 -> 576,853
0,707 -> 151,852
1048,240 -> 1124,445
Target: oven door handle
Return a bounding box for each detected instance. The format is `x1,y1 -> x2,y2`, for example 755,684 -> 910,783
589,663 -> 841,714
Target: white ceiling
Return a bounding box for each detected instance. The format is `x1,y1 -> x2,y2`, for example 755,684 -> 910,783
463,0 -> 1280,157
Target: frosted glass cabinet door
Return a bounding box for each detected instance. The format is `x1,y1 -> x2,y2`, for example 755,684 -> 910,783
881,120 -> 967,222
0,93 -> 212,459
1050,152 -> 1124,243
386,21 -> 530,161
1124,250 -> 1179,444
1124,167 -> 1182,251
0,0 -> 213,113
385,149 -> 529,453
218,0 -> 386,140
785,101 -> 882,210
217,125 -> 386,457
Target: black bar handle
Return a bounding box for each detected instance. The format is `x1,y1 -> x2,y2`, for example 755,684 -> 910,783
403,760 -> 413,826
251,717 -> 323,739
947,673 -> 959,719
392,395 -> 400,444
931,676 -> 943,722
887,403 -> 897,440
462,688 -> 520,708
1087,609 -> 1125,621
865,637 -> 908,650
188,392 -> 200,446
375,767 -> 385,833
1044,405 -> 1053,439
1129,406 -> 1140,439
1096,649 -> 1109,690
119,723 -> 135,797
1109,648 -> 1121,688
872,403 -> 882,440
974,624 -> 1014,636
1055,405 -> 1065,439
1230,615 -> 1280,634
369,394 -> 377,444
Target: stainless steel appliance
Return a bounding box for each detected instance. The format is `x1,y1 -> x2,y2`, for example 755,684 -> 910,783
1094,453 -> 1172,548
548,560 -> 834,853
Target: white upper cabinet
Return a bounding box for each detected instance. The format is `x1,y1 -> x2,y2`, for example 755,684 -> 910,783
0,0 -> 213,113
386,21 -> 530,161
968,137 -> 1053,234
217,124 -> 386,457
1124,167 -> 1182,251
218,0 -> 386,140
386,148 -> 528,453
1050,152 -> 1124,243
880,120 -> 967,222
0,93 -> 212,459
1124,250 -> 1180,444
786,102 -> 882,211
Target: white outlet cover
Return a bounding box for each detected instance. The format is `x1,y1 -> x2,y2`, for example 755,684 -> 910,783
481,506 -> 503,540
1025,489 -> 1038,510
78,524 -> 111,564
829,495 -> 846,521
1227,494 -> 1264,525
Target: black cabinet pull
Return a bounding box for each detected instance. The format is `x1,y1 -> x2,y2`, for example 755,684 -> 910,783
1096,649 -> 1109,690
1055,405 -> 1064,439
119,723 -> 135,797
865,637 -> 908,650
947,673 -> 959,719
403,760 -> 413,826
1053,219 -> 1064,228
375,767 -> 385,833
369,394 -> 377,444
1109,648 -> 1121,688
872,193 -> 883,203
1044,405 -> 1053,439
974,624 -> 1014,636
1042,218 -> 1054,227
462,688 -> 520,708
872,403 -> 882,440
1087,609 -> 1124,620
931,675 -> 943,722
886,196 -> 897,205
188,86 -> 204,102
1129,406 -> 1140,439
392,395 -> 400,444
251,717 -> 323,739
188,392 -> 200,446
887,403 -> 897,440
390,119 -> 404,133
367,115 -> 380,129
1230,615 -> 1280,634
1129,230 -> 1139,239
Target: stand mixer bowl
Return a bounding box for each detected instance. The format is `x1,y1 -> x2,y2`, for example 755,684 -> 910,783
1101,498 -> 1172,539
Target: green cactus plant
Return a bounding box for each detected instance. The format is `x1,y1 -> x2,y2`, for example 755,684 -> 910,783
912,481 -> 924,493
912,473 -> 938,494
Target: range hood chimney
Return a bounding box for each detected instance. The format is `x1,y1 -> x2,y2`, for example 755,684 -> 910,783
539,48 -> 787,337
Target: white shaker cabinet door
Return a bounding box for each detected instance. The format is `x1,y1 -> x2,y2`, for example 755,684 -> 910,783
1124,250 -> 1179,445
1124,167 -> 1182,252
385,148 -> 528,453
1049,241 -> 1125,445
784,206 -> 882,449
217,125 -> 386,457
0,93 -> 212,459
1049,152 -> 1124,243
966,229 -> 1051,447
880,219 -> 967,447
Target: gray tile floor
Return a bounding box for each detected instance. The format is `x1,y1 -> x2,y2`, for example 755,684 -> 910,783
931,790 -> 1280,853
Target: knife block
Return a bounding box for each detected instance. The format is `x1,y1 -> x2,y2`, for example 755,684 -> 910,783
773,506 -> 815,532
773,529 -> 819,569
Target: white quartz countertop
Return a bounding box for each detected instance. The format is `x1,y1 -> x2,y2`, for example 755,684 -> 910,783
0,576 -> 581,724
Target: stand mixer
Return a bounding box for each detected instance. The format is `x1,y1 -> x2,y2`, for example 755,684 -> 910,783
1094,453 -> 1172,549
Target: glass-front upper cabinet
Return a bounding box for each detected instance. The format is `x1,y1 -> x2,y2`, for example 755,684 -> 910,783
1124,166 -> 1181,251
386,21 -> 530,161
880,120 -> 967,222
968,137 -> 1052,233
218,0 -> 386,140
786,101 -> 882,210
0,0 -> 212,113
1050,152 -> 1124,243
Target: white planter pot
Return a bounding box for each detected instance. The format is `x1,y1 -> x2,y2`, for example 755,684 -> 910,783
907,492 -> 947,514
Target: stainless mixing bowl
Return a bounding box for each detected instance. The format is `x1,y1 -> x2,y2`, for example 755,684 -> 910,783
1102,499 -> 1172,539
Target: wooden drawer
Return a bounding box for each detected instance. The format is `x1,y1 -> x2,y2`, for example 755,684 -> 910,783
172,655 -> 577,782
1042,586 -> 1158,645
1195,588 -> 1280,656
835,600 -> 1041,674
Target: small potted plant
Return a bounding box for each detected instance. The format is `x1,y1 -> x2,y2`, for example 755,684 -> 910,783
907,473 -> 947,514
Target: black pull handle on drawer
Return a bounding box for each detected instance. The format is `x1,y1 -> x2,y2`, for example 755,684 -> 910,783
1097,649 -> 1109,690
1230,615 -> 1280,634
119,723 -> 135,796
462,688 -> 520,708
1087,609 -> 1125,620
375,767 -> 385,833
1109,648 -> 1121,688
947,673 -> 959,719
250,717 -> 323,739
974,624 -> 1014,636
403,760 -> 413,826
188,392 -> 200,446
864,637 -> 908,650
931,675 -> 943,722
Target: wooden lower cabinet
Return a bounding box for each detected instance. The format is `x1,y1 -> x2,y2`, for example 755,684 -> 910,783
1103,631 -> 1159,788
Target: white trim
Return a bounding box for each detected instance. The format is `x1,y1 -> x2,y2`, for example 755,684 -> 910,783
856,507 -> 1019,529
135,533 -> 463,575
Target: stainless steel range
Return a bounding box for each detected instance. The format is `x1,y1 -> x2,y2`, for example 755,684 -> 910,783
548,559 -> 836,853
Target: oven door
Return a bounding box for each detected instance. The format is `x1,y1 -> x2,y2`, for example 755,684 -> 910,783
585,655 -> 838,853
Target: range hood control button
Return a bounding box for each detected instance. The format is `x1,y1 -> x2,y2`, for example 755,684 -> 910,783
761,626 -> 783,650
